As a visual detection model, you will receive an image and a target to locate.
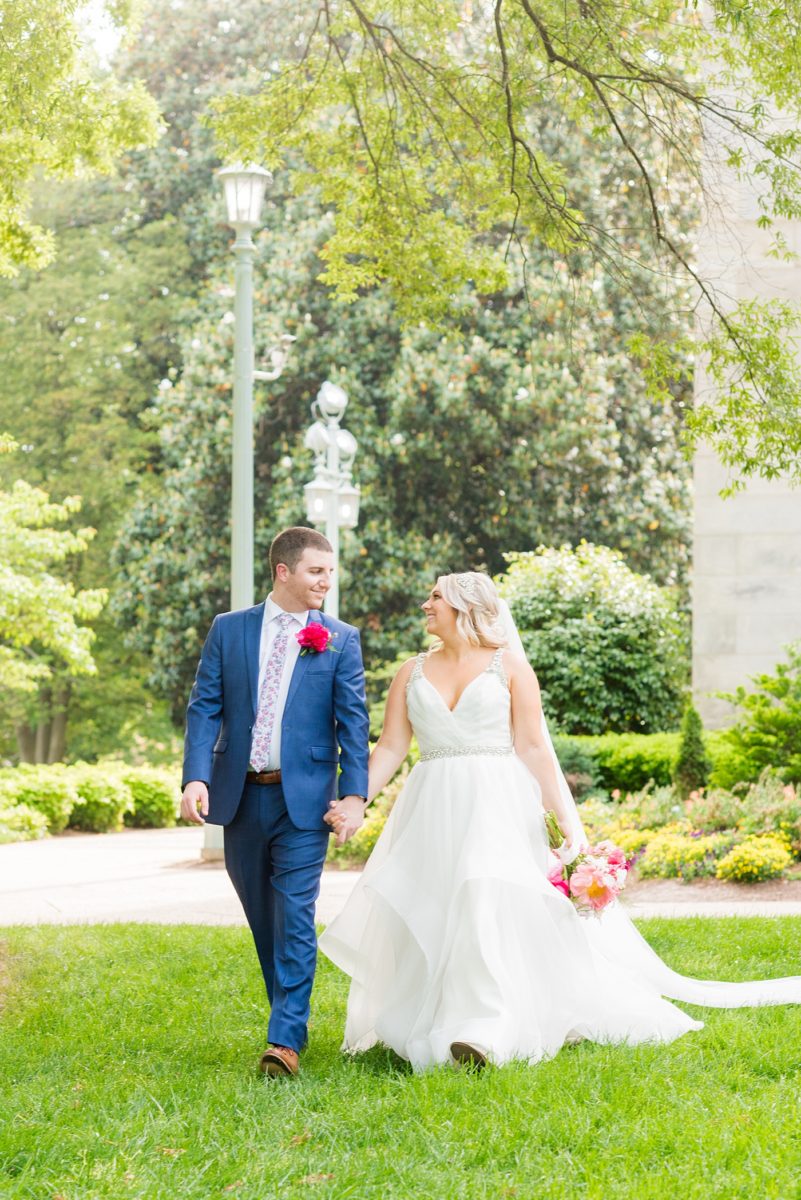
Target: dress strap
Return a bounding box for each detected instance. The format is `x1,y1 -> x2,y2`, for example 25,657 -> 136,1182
489,647 -> 508,688
406,652 -> 427,695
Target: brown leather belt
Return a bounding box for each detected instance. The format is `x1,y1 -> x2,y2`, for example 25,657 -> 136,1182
246,769 -> 282,786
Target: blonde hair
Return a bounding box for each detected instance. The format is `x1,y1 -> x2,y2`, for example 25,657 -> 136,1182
436,572 -> 507,649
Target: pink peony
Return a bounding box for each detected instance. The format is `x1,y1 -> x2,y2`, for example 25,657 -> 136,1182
592,839 -> 628,869
547,864 -> 571,898
569,861 -> 618,912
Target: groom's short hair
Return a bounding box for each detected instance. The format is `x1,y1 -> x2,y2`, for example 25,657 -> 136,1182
270,527 -> 333,579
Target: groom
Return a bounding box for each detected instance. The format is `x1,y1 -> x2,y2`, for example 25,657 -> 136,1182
180,526 -> 369,1077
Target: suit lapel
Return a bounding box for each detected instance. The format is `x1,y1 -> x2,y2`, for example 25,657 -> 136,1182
244,602 -> 265,716
284,610 -> 326,716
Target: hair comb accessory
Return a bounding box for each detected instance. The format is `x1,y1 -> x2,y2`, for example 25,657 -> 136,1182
456,572 -> 481,601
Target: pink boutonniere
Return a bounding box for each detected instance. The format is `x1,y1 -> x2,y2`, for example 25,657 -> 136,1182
296,625 -> 338,656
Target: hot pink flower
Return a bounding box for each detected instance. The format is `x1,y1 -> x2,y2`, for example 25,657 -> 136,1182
547,864 -> 571,898
297,624 -> 334,654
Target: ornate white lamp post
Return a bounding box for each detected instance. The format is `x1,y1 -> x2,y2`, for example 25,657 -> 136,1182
304,381 -> 360,618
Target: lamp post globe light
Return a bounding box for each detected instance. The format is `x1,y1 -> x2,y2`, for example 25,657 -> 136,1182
304,381 -> 360,619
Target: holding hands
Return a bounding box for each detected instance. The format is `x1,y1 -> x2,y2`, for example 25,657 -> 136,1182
325,795 -> 366,846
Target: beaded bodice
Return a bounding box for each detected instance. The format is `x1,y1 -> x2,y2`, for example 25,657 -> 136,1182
406,649 -> 513,760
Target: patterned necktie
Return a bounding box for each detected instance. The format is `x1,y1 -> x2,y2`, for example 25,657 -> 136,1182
250,612 -> 295,771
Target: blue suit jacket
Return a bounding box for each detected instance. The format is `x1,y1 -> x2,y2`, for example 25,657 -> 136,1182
182,605 -> 370,830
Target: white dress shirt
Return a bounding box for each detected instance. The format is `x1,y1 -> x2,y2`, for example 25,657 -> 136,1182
250,595 -> 309,770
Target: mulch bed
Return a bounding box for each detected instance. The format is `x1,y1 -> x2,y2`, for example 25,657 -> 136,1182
626,875 -> 801,903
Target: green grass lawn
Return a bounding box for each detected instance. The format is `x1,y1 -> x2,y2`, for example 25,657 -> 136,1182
2,921 -> 801,1200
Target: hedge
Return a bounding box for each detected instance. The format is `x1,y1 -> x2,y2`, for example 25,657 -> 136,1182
0,763 -> 180,838
0,765 -> 78,834
557,730 -> 732,793
0,802 -> 48,844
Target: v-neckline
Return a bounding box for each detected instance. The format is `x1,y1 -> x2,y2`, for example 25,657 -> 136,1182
419,660 -> 493,715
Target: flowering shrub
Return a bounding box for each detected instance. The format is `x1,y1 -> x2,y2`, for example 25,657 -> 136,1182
684,787 -> 744,833
638,829 -> 735,880
616,785 -> 685,830
599,825 -> 660,858
578,787 -> 682,838
575,796 -> 616,832
716,834 -> 792,883
734,772 -> 801,855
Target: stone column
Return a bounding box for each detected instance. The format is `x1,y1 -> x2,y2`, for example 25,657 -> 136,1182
692,107 -> 801,726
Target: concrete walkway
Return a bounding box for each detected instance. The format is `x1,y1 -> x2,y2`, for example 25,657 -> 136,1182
2,827 -> 801,926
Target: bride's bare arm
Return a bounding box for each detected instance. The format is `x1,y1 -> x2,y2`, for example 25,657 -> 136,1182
367,658 -> 415,802
507,654 -> 574,840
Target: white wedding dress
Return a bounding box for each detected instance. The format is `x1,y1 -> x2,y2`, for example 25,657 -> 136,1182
319,650 -> 801,1071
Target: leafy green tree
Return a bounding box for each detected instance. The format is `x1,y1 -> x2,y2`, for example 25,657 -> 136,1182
0,0 -> 160,276
673,701 -> 712,797
212,0 -> 801,486
0,182 -> 191,760
714,645 -> 801,786
0,442 -> 105,761
499,543 -> 687,734
113,197 -> 693,717
0,0 -> 295,758
116,0 -> 308,284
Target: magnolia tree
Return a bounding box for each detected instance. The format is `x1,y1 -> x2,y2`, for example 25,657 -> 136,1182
211,0 -> 801,487
113,196 -> 694,717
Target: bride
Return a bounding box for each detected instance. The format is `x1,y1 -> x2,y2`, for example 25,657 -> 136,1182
320,571 -> 801,1071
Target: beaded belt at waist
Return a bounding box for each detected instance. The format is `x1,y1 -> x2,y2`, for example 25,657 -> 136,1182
419,745 -> 514,762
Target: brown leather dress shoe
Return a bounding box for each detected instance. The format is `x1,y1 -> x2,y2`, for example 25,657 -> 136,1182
449,1041 -> 488,1070
259,1045 -> 299,1077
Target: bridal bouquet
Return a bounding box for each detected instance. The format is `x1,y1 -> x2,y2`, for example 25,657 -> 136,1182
544,811 -> 631,917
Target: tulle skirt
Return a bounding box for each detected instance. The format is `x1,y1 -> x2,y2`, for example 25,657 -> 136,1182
319,755 -> 708,1071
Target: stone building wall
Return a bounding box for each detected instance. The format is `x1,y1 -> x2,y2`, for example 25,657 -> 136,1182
692,107 -> 801,726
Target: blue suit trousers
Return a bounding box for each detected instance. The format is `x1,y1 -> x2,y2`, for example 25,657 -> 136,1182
224,782 -> 329,1052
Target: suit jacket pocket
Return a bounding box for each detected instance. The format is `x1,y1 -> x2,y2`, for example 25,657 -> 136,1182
310,744 -> 338,762
213,737 -> 229,753
305,655 -> 336,674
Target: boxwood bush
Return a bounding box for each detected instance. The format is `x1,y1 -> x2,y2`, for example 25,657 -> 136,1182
553,730 -> 733,794
0,763 -> 182,841
0,765 -> 78,834
67,767 -> 133,833
122,768 -> 178,828
0,801 -> 48,844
